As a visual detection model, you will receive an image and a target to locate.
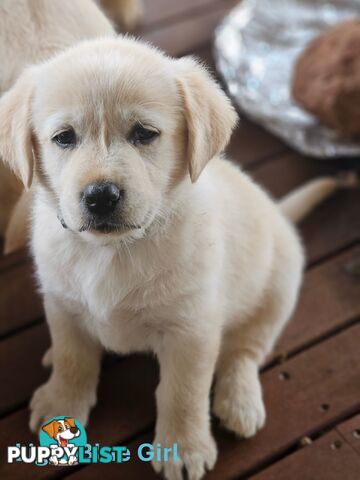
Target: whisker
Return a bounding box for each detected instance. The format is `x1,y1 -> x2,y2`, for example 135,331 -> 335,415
78,220 -> 142,233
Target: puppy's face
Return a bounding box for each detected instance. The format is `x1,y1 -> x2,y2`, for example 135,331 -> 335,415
33,40 -> 186,243
0,38 -> 237,245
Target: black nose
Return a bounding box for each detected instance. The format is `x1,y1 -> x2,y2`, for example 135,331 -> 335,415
83,182 -> 121,215
70,427 -> 79,434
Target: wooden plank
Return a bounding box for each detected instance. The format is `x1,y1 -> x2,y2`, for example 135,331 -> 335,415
271,244 -> 360,362
2,323 -> 359,480
0,324 -> 49,415
0,261 -> 42,337
0,247 -> 42,335
142,0 -> 238,56
251,419 -> 360,480
336,414 -> 360,456
227,120 -> 288,169
300,189 -> 360,266
247,152 -> 338,193
249,153 -> 360,265
0,246 -> 27,274
141,0 -> 216,29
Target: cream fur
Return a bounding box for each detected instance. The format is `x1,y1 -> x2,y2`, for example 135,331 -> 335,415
0,32 -> 347,480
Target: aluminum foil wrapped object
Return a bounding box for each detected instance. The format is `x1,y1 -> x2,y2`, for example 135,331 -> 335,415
214,0 -> 360,158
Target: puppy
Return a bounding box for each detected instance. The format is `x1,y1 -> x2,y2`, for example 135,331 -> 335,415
42,417 -> 80,465
0,36 -> 349,480
0,0 -> 142,252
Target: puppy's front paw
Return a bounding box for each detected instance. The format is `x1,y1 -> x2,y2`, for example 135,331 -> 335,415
152,429 -> 217,480
214,368 -> 266,438
29,381 -> 96,432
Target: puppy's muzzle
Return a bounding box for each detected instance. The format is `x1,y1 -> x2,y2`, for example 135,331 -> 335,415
83,182 -> 122,216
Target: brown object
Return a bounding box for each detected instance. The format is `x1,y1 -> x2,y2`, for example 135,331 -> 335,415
292,18 -> 360,136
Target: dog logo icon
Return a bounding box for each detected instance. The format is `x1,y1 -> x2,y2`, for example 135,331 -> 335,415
39,416 -> 87,466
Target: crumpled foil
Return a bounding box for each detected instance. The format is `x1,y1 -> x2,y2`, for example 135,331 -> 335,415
214,0 -> 360,158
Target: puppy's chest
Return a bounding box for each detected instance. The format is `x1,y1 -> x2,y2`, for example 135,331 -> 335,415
63,253 -> 163,311
80,268 -> 181,353
47,248 -> 184,351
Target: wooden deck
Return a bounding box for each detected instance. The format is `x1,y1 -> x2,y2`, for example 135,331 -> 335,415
0,0 -> 360,478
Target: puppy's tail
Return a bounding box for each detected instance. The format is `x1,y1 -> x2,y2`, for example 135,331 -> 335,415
279,172 -> 358,224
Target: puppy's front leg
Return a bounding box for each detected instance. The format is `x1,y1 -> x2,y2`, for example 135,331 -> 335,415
153,332 -> 220,480
30,294 -> 102,432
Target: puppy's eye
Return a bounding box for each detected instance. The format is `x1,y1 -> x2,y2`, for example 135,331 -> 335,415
58,426 -> 63,432
52,128 -> 76,148
129,124 -> 160,146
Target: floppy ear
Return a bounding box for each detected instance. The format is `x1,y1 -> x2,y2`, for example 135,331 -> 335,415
176,57 -> 238,183
42,420 -> 56,438
0,71 -> 36,190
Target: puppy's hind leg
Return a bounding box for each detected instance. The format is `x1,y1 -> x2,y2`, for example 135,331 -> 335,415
213,241 -> 303,438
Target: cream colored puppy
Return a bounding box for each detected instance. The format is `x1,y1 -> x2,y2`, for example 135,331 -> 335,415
0,36 -> 347,480
0,0 -> 142,250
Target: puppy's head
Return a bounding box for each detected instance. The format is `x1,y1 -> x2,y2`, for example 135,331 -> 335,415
0,37 -> 237,244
